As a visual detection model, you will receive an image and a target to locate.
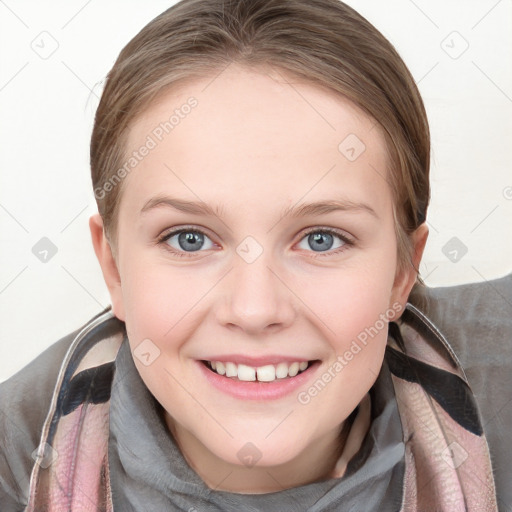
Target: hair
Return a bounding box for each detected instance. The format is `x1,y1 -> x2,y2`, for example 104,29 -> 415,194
91,0 -> 430,276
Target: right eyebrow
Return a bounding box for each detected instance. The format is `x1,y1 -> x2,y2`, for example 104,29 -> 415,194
140,196 -> 226,217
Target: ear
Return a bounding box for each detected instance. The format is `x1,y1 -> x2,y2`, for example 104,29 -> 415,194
389,222 -> 429,312
89,213 -> 125,321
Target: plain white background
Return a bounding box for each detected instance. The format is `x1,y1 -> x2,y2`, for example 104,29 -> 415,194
1,0 -> 511,382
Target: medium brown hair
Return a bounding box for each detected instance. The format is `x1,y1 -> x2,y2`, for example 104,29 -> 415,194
91,0 -> 430,274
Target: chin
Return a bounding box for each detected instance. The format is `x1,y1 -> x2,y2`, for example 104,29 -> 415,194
208,427 -> 311,467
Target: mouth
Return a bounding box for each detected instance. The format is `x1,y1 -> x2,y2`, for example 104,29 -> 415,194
197,358 -> 321,400
201,359 -> 313,382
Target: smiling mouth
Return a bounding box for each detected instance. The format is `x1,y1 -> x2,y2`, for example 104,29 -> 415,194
201,360 -> 317,382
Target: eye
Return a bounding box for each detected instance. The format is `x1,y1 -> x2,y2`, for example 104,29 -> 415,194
158,226 -> 353,258
296,228 -> 353,256
159,227 -> 215,255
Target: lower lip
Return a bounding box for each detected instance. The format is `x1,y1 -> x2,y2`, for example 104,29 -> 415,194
196,360 -> 321,401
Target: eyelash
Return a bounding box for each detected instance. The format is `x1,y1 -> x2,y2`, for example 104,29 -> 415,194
157,226 -> 354,259
300,227 -> 354,258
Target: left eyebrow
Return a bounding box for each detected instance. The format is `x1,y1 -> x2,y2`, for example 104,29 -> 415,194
279,199 -> 379,219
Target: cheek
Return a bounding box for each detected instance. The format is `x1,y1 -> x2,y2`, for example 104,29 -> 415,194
119,254 -> 202,347
119,260 -> 206,402
296,251 -> 396,394
304,259 -> 396,340
294,266 -> 394,426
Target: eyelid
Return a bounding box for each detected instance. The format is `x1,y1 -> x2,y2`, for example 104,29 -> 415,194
158,225 -> 214,242
299,225 -> 354,244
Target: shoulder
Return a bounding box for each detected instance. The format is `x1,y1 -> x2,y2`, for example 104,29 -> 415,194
408,273 -> 512,506
408,272 -> 512,368
0,308 -> 115,510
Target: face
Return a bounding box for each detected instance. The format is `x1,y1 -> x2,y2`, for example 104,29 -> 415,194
92,64 -> 424,488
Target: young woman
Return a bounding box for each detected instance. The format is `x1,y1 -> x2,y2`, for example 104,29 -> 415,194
1,1 -> 509,510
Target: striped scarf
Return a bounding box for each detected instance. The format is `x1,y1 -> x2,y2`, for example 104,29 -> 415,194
25,305 -> 498,511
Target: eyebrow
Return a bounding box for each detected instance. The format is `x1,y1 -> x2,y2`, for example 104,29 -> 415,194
140,196 -> 378,219
280,199 -> 378,219
141,196 -> 225,217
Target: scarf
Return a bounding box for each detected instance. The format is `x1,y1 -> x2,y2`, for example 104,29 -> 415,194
24,304 -> 498,511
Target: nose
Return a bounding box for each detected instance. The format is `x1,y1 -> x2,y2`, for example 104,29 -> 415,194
216,251 -> 297,335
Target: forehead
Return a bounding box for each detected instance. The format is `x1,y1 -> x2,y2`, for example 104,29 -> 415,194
122,65 -> 392,219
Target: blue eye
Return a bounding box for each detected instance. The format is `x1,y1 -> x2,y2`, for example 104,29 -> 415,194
161,228 -> 214,254
159,226 -> 353,259
297,228 -> 352,256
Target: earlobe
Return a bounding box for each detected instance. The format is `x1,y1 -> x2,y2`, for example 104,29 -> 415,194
89,214 -> 126,321
390,223 -> 429,313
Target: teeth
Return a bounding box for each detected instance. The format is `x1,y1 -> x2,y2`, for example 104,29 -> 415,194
276,362 -> 289,379
238,364 -> 256,381
207,360 -> 311,382
288,362 -> 299,377
225,362 -> 237,377
216,362 -> 226,375
256,365 -> 276,382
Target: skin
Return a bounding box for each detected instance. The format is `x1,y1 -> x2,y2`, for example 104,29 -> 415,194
90,64 -> 428,493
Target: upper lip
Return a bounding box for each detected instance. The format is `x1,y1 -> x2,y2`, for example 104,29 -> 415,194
199,355 -> 315,366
